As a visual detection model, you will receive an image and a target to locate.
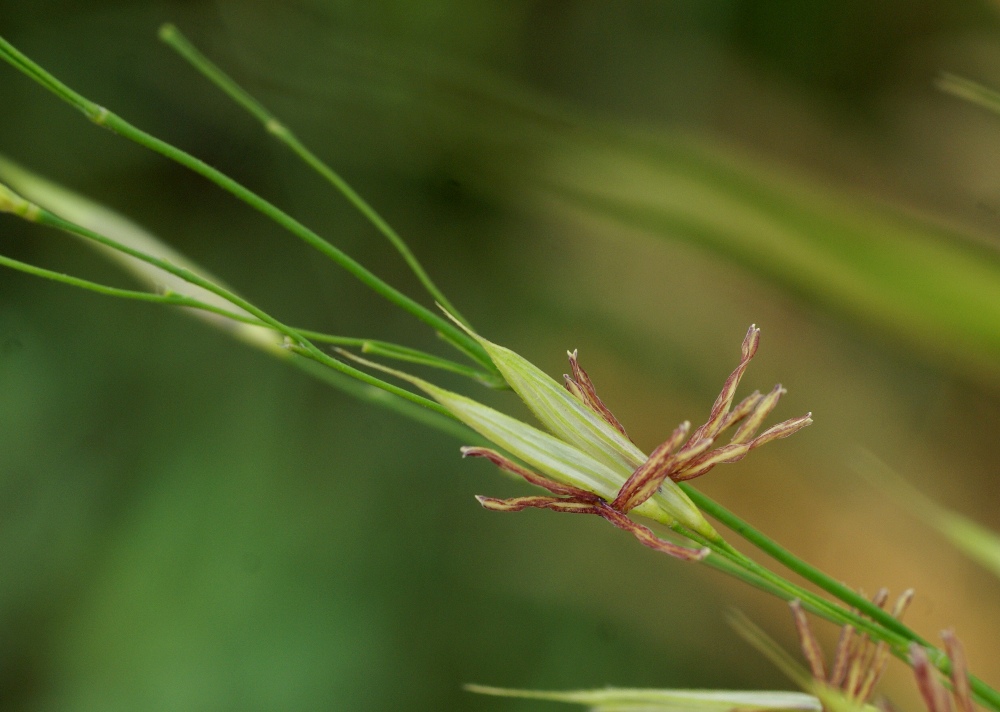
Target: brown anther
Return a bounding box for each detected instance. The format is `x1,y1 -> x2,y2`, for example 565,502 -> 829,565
612,425 -> 687,512
564,350 -> 632,440
467,446 -> 707,561
461,447 -> 599,501
791,600 -> 827,681
911,644 -> 954,712
942,630 -> 973,712
730,384 -> 785,445
689,325 -> 760,443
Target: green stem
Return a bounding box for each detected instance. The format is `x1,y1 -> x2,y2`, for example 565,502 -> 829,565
191,310 -> 502,384
697,548 -> 796,601
681,485 -> 1000,712
26,206 -> 455,419
157,24 -> 473,329
681,484 -> 926,646
0,250 -> 215,308
0,34 -> 495,373
285,353 -> 479,442
0,246 -> 502,385
0,210 -> 478,439
273,331 -> 500,384
677,525 -> 908,649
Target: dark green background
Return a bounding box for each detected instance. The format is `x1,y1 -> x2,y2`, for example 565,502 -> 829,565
2,2 -> 1000,710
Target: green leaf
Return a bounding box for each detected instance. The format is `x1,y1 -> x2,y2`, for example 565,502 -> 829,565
938,73 -> 1000,118
465,684 -> 821,712
0,155 -> 279,351
855,450 -> 1000,580
533,133 -> 1000,387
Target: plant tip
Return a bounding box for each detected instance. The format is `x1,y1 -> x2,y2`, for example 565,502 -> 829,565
158,23 -> 178,41
435,302 -> 475,337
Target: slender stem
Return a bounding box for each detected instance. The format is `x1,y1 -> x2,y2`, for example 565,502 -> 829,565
270,330 -> 501,384
24,206 -> 455,418
697,548 -> 796,601
681,485 -> 1000,711
157,24 -> 473,329
681,484 -> 927,646
182,307 -> 501,383
678,525 -> 909,649
0,250 -> 212,307
0,246 -> 502,384
0,211 -> 479,438
0,34 -> 495,373
287,352 -> 480,441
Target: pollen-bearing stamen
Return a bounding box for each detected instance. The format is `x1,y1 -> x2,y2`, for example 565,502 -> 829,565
461,446 -> 601,501
464,445 -> 708,561
564,349 -> 632,441
466,326 -> 810,562
606,326 -> 810,488
911,630 -> 975,712
653,328 -> 811,484
612,421 -> 690,513
689,325 -> 761,443
736,590 -> 917,712
785,589 -> 915,711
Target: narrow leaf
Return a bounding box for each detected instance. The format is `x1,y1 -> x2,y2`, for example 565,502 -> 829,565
0,155 -> 278,350
466,684 -> 822,711
855,451 -> 1000,580
938,73 -> 1000,118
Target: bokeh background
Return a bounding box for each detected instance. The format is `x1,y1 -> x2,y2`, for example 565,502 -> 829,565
2,1 -> 1000,710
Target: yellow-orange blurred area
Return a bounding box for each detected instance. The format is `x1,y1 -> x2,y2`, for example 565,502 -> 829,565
1,2 -> 1000,710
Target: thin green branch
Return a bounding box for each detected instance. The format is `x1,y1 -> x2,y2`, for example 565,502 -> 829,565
286,353 -> 478,442
157,23 -> 472,329
681,484 -> 925,645
682,485 -> 1000,712
0,199 -> 474,436
0,251 -> 213,308
0,34 -> 495,374
0,246 -> 500,385
6,200 -> 454,419
282,333 -> 501,383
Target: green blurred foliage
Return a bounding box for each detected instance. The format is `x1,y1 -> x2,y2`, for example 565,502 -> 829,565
2,1 -> 1000,710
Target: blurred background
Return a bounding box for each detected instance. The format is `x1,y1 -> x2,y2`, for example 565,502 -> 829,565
2,1 -> 1000,710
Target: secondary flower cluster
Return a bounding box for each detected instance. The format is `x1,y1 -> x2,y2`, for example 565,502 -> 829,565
788,591 -> 913,711
741,590 -> 975,712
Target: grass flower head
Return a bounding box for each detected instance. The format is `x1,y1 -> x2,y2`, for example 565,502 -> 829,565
347,323 -> 810,561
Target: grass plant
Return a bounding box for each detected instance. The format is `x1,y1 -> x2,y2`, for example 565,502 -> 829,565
1,21 -> 999,712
